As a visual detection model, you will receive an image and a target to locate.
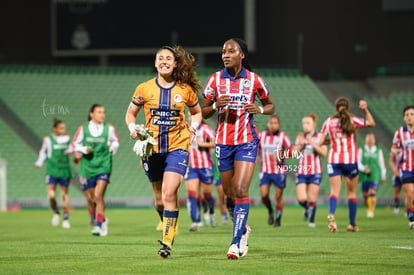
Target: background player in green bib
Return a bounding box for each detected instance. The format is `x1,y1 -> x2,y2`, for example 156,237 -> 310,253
357,133 -> 386,218
73,104 -> 119,236
35,118 -> 73,229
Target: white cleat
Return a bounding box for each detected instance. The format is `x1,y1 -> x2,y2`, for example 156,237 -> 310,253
393,208 -> 400,216
210,214 -> 217,228
227,244 -> 239,260
308,223 -> 316,228
367,211 -> 374,218
409,222 -> 414,229
203,213 -> 210,226
51,214 -> 60,227
101,218 -> 109,237
91,226 -> 103,236
239,225 -> 251,257
189,222 -> 200,232
62,220 -> 71,229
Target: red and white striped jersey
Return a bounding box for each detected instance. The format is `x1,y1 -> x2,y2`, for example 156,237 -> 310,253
189,123 -> 215,169
321,116 -> 365,164
295,132 -> 323,175
392,125 -> 414,172
259,130 -> 291,174
203,67 -> 270,145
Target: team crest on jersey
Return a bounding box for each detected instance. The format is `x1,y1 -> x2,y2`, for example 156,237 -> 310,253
242,79 -> 251,88
174,94 -> 182,103
135,96 -> 144,104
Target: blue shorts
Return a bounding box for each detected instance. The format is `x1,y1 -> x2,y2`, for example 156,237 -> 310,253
80,173 -> 110,192
259,173 -> 286,189
142,149 -> 189,182
216,140 -> 259,172
327,163 -> 359,179
296,173 -> 322,186
46,176 -> 70,187
215,179 -> 222,186
392,176 -> 402,188
185,166 -> 214,185
361,181 -> 379,192
400,170 -> 414,184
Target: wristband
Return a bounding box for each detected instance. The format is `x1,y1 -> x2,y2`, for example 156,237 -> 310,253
191,122 -> 200,130
128,123 -> 136,134
212,102 -> 217,110
259,106 -> 264,114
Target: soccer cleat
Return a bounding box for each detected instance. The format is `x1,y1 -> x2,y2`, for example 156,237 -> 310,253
303,209 -> 309,221
100,218 -> 109,237
189,222 -> 199,232
239,225 -> 251,257
91,226 -> 103,236
393,208 -> 400,216
327,215 -> 337,233
158,240 -> 171,258
227,244 -> 239,260
274,219 -> 281,228
367,211 -> 374,218
156,221 -> 163,232
203,213 -> 210,226
210,214 -> 217,228
267,212 -> 274,225
62,220 -> 71,229
347,224 -> 359,232
51,214 -> 60,227
308,222 -> 316,228
409,222 -> 414,229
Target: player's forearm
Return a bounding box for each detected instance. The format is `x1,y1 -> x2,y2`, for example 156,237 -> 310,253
363,108 -> 375,127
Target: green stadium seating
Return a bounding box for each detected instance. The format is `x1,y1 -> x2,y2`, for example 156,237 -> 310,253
0,65 -> 396,205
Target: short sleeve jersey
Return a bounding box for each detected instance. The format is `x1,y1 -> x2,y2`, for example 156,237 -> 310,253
132,78 -> 199,154
203,67 -> 270,145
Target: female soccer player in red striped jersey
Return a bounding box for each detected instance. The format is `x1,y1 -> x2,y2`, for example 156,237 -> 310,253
295,113 -> 327,228
320,97 -> 375,233
185,121 -> 216,231
202,38 -> 275,260
389,150 -> 403,216
258,115 -> 291,228
391,105 -> 414,229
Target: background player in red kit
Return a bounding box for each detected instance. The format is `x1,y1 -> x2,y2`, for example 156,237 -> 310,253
202,38 -> 275,260
320,97 -> 375,233
391,105 -> 414,229
295,113 -> 327,228
258,115 -> 291,228
185,120 -> 216,231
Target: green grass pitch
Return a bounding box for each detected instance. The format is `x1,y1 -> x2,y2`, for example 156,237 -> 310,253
0,207 -> 413,274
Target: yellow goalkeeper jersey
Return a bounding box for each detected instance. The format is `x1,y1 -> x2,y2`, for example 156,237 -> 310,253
131,77 -> 199,154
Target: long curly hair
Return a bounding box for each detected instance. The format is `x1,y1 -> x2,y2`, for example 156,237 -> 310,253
333,97 -> 356,136
157,46 -> 202,94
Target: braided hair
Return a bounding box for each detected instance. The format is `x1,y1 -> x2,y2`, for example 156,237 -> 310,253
227,38 -> 252,71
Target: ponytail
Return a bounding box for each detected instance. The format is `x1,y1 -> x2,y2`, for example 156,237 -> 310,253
334,97 -> 355,136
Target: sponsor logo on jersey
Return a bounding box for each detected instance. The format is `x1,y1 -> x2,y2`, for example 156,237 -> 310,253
152,118 -> 177,126
150,109 -> 179,117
